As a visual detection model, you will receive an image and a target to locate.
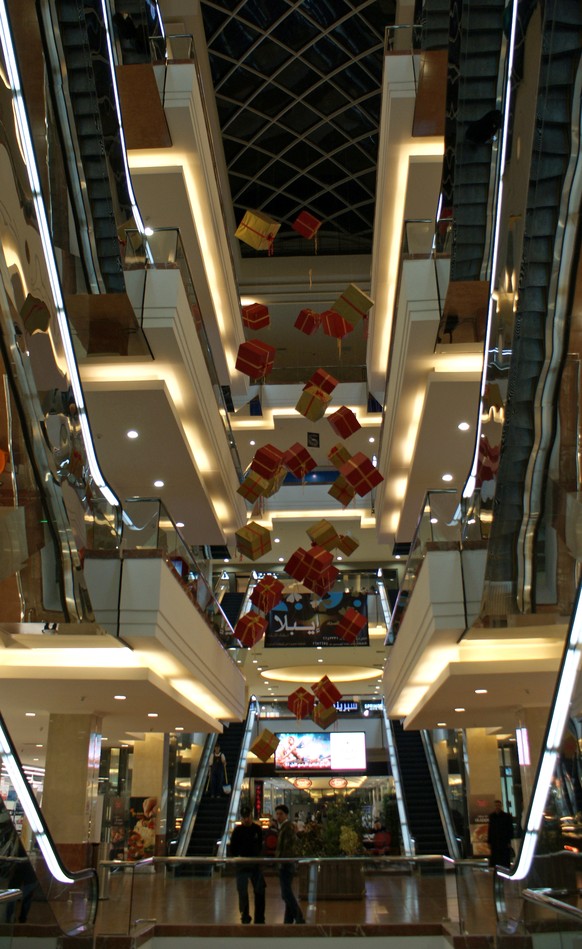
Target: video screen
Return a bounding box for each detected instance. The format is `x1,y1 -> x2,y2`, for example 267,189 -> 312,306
274,732 -> 366,771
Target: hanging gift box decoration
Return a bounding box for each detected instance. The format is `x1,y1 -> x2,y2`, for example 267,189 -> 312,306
328,442 -> 352,469
235,209 -> 280,253
285,546 -> 309,582
331,283 -> 374,327
312,675 -> 343,708
235,521 -> 272,561
283,442 -> 317,478
250,728 -> 279,762
250,443 -> 285,479
288,686 -> 316,719
242,302 -> 270,330
305,368 -> 338,395
235,610 -> 268,648
340,452 -> 384,496
294,308 -> 321,336
335,606 -> 367,643
321,308 -> 354,340
327,406 -> 361,440
237,470 -> 269,502
328,475 -> 356,507
336,534 -> 360,557
235,339 -> 276,379
263,466 -> 286,498
295,384 -> 331,422
312,702 -> 338,729
250,575 -> 285,614
302,546 -> 339,596
291,210 -> 322,240
308,564 -> 340,597
306,518 -> 341,551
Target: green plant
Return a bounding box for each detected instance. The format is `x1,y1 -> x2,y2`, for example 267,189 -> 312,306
298,797 -> 364,856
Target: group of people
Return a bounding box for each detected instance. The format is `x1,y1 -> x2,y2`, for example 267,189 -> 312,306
230,804 -> 305,926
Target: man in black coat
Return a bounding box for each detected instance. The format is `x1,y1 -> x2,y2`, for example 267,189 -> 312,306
487,799 -> 514,868
230,806 -> 266,924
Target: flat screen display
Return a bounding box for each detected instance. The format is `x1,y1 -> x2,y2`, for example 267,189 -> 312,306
274,732 -> 366,771
266,592 -> 369,648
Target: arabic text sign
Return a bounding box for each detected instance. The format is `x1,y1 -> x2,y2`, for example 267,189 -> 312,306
266,592 -> 369,648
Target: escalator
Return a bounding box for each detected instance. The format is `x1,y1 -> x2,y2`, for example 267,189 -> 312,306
0,712 -> 97,933
219,592 -> 245,629
391,722 -> 449,856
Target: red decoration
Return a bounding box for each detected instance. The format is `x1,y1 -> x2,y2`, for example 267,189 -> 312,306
291,211 -> 322,240
321,309 -> 353,339
336,534 -> 359,557
328,475 -> 356,507
250,443 -> 285,479
306,519 -> 341,551
283,442 -> 317,478
327,406 -> 361,440
340,452 -> 384,496
235,611 -> 267,648
328,443 -> 352,469
312,675 -> 343,708
313,704 -> 339,730
235,339 -> 276,378
335,606 -> 367,643
250,576 -> 284,613
285,547 -> 309,581
242,302 -> 270,330
308,564 -> 339,597
295,385 -> 330,422
288,686 -> 315,720
294,308 -> 321,335
302,547 -> 339,596
305,368 -> 338,395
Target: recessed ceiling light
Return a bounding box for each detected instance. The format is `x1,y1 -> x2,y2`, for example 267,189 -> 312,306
274,537 -> 280,543
25,712 -> 35,717
369,437 -> 375,443
337,556 -> 343,561
458,422 -> 470,431
175,726 -> 184,732
250,440 -> 256,446
33,758 -> 39,762
121,743 -> 129,748
454,707 -> 465,712
127,430 -> 139,439
468,518 -> 476,524
36,744 -> 43,748
176,521 -> 185,528
144,226 -> 154,236
114,695 -> 126,701
430,517 -> 438,524
437,722 -> 447,727
148,713 -> 158,718
224,558 -> 230,563
318,658 -> 323,663
278,557 -> 284,562
442,473 -> 453,482
475,689 -> 488,694
102,738 -> 108,742
316,646 -> 322,650
154,479 -> 165,488
258,667 -> 263,671
395,554 -> 401,560
252,659 -> 258,664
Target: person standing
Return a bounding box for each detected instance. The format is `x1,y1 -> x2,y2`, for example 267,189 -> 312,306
229,806 -> 266,924
275,804 -> 305,924
487,799 -> 514,868
208,745 -> 227,798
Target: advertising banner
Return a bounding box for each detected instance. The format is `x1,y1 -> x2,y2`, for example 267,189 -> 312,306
265,591 -> 369,647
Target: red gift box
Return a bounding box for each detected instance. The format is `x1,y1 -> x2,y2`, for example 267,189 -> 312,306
335,606 -> 367,643
336,534 -> 359,557
235,521 -> 272,560
235,611 -> 267,648
312,675 -> 343,708
305,368 -> 338,395
250,728 -> 279,761
288,686 -> 315,720
321,309 -> 354,339
250,576 -> 284,613
285,547 -> 309,581
312,703 -> 338,729
308,564 -> 339,597
328,475 -> 356,507
303,545 -> 334,574
328,406 -> 361,440
235,339 -> 276,378
242,302 -> 270,330
237,470 -> 269,502
291,210 -> 322,240
295,384 -> 331,422
250,443 -> 285,479
283,443 -> 317,478
328,443 -> 352,469
340,452 -> 384,496
294,308 -> 321,336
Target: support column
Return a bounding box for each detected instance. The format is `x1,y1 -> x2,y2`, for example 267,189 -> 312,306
464,727 -> 501,857
42,713 -> 102,869
131,733 -> 169,855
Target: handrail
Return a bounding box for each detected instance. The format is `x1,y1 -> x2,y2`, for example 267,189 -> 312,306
0,888 -> 22,903
381,704 -> 413,857
174,733 -> 218,857
420,731 -> 461,860
218,697 -> 261,857
522,887 -> 582,922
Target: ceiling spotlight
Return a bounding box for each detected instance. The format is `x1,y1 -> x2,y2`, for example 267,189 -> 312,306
442,473 -> 453,482
127,430 -> 139,439
154,479 -> 165,488
454,707 -> 465,712
175,726 -> 184,732
430,517 -> 438,524
318,659 -> 323,663
395,554 -> 401,560
475,688 -> 488,694
437,722 -> 447,727
114,695 -> 126,701
369,437 -> 375,443
274,537 -> 280,543
250,440 -> 256,446
176,521 -> 185,528
458,421 -> 470,431
25,712 -> 36,717
337,556 -> 343,561
278,557 -> 284,562
224,558 -> 230,563
36,744 -> 43,748
144,226 -> 154,236
147,713 -> 158,718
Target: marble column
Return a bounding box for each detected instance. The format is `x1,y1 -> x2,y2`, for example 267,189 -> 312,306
131,733 -> 169,855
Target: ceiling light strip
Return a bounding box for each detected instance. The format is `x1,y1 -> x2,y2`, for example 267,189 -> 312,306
0,0 -> 118,508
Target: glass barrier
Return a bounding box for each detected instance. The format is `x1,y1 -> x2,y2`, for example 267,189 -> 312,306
124,228 -> 243,481
521,886 -> 582,943
384,24 -> 422,54
122,498 -> 237,648
387,490 -> 459,642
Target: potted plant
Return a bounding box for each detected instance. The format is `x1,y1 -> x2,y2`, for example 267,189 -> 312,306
298,798 -> 365,899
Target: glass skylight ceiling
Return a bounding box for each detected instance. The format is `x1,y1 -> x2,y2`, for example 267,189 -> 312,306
200,0 -> 395,256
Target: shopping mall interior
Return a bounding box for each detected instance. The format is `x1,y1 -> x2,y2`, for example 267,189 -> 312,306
0,0 -> 580,944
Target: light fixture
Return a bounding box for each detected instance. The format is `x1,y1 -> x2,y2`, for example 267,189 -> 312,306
278,557 -> 284,562
114,695 -> 126,701
430,517 -> 438,524
144,226 -> 154,236
475,688 -> 488,694
252,659 -> 258,664
154,479 -> 165,488
454,707 -> 465,712
337,556 -> 343,561
442,473 -> 453,482
369,437 -> 375,443
437,722 -> 447,727
224,558 -> 230,563
36,744 -> 43,748
274,537 -> 280,543
176,521 -> 185,528
318,658 -> 323,663
458,422 -> 470,431
250,440 -> 256,446
147,712 -> 158,718
25,712 -> 35,717
127,429 -> 139,439
316,646 -> 322,650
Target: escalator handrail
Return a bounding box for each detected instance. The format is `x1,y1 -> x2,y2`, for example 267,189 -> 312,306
420,730 -> 461,860
174,732 -> 218,857
217,698 -> 260,857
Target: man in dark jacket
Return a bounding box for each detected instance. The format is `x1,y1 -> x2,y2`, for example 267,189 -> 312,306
229,806 -> 266,924
487,799 -> 514,868
275,804 -> 305,924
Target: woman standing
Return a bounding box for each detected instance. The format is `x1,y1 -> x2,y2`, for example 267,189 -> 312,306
209,745 -> 227,798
